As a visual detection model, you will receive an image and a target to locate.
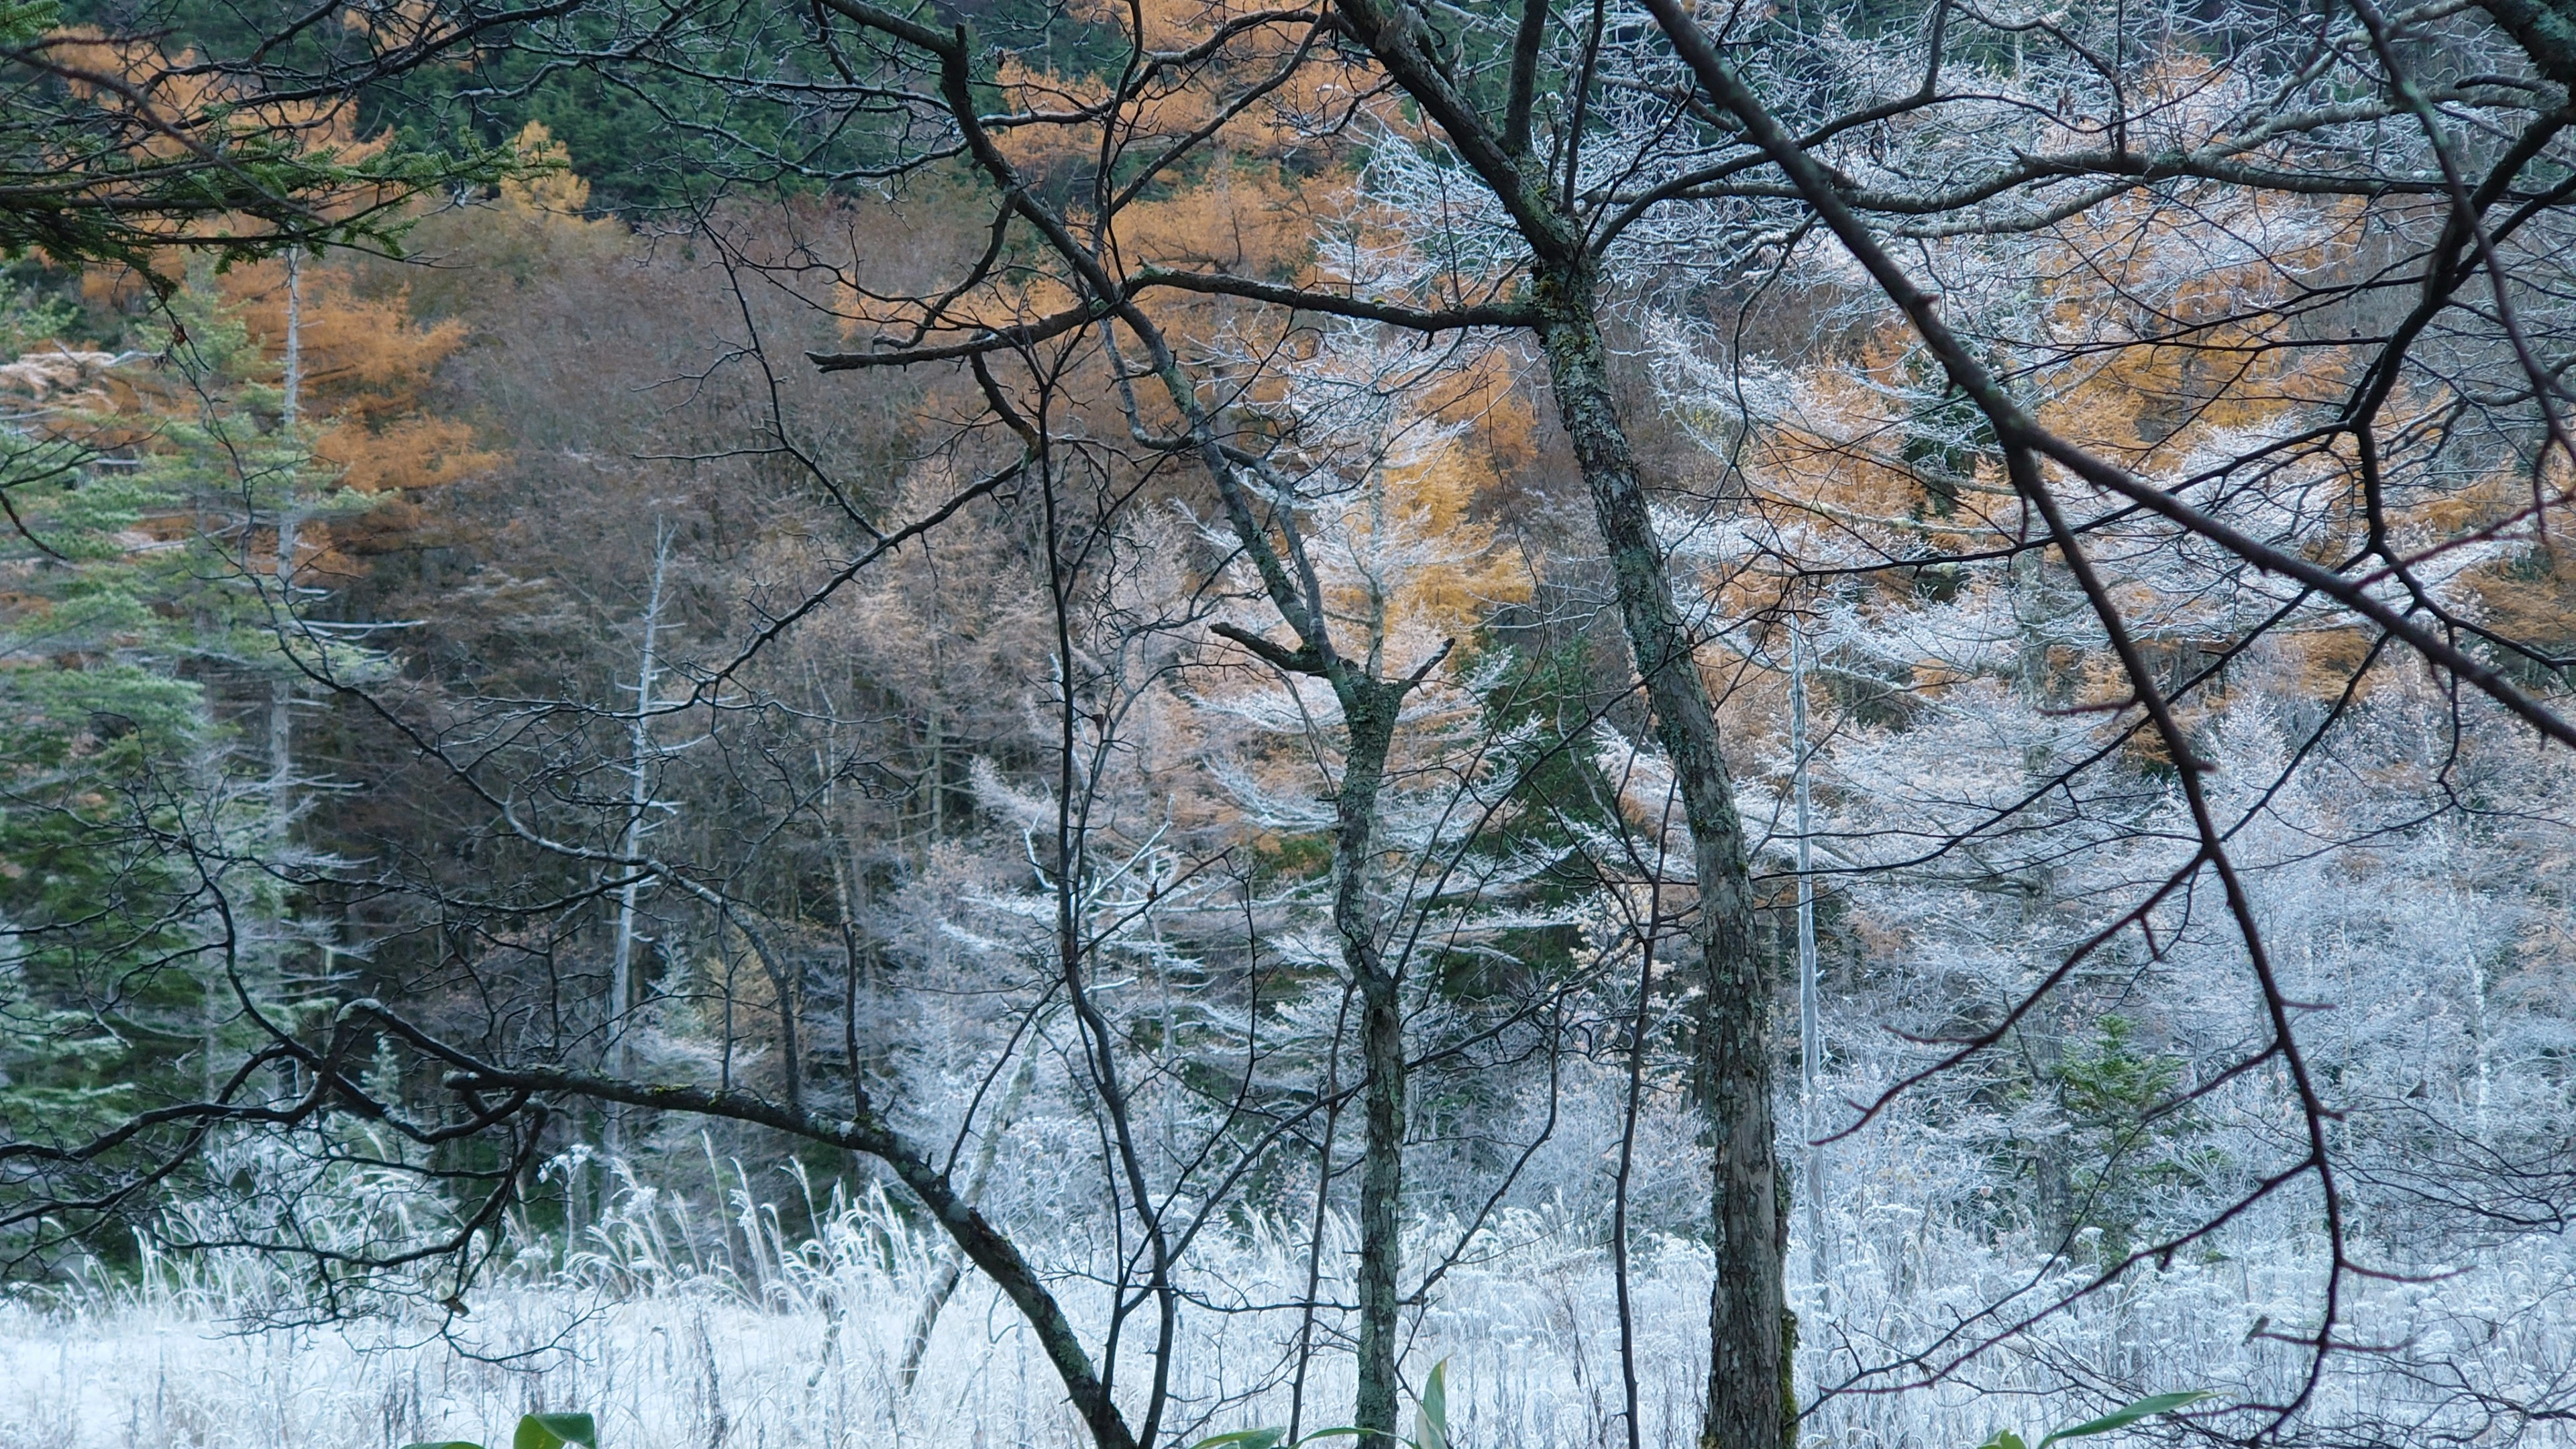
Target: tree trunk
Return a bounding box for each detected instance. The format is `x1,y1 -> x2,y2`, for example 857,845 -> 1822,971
1534,265 -> 1788,1449
607,531 -> 669,1157
1337,682 -> 1405,1449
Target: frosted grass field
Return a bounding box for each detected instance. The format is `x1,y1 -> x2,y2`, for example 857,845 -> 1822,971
7,1161 -> 2570,1449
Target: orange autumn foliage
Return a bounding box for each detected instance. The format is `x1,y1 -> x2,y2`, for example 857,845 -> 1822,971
844,0 -> 1402,366
217,254 -> 494,579
1717,182 -> 2462,749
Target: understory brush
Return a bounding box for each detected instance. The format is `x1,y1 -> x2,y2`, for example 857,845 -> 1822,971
3,1152 -> 2568,1449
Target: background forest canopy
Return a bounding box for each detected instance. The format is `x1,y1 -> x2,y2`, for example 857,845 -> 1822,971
3,0 -> 2576,1447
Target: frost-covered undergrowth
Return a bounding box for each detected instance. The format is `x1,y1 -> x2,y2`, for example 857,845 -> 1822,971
0,1171 -> 1709,1449
5,1164 -> 2571,1449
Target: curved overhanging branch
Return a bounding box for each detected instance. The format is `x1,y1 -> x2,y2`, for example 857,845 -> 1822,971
347,1003 -> 1146,1449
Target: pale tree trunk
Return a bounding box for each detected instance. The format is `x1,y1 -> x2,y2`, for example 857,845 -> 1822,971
281,252 -> 302,431
1792,629 -> 1827,1317
606,525 -> 672,1156
271,250 -> 303,814
226,250 -> 307,1107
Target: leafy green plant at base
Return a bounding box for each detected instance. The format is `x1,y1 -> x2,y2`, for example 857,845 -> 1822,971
1978,1391 -> 2214,1449
1185,1360 -> 1452,1449
1414,1359 -> 1448,1449
404,1411 -> 597,1449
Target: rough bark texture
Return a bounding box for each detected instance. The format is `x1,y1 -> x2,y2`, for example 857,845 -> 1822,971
1336,684 -> 1406,1449
1533,263 -> 1786,1449
2473,0 -> 2576,89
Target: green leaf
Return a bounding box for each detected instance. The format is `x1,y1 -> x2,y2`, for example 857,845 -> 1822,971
1295,1428 -> 1413,1449
1978,1431 -> 2029,1449
1414,1360 -> 1449,1449
515,1414 -> 599,1449
1190,1431 -> 1285,1449
400,1441 -> 484,1449
2037,1392 -> 2216,1448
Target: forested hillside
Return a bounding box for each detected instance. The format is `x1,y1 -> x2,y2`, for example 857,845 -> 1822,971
3,0 -> 2575,1446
